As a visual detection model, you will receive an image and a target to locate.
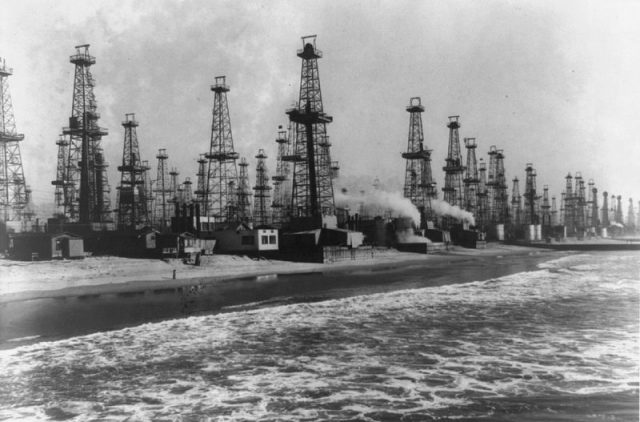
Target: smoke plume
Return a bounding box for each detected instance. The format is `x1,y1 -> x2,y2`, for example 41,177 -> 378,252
431,199 -> 476,226
334,188 -> 421,227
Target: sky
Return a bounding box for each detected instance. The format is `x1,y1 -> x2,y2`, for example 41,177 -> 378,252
1,0 -> 639,214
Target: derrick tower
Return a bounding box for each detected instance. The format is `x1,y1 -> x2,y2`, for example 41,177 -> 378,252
0,57 -> 28,222
141,159 -> 153,222
194,153 -> 207,209
463,138 -> 479,221
204,76 -> 239,224
56,45 -> 111,224
237,157 -> 252,225
153,149 -> 171,231
589,183 -> 599,231
574,173 -> 586,236
287,35 -> 335,225
271,128 -> 291,227
541,185 -> 551,226
116,113 -> 148,229
53,135 -> 69,213
401,97 -> 432,227
510,177 -> 522,226
182,177 -> 193,205
169,167 -> 179,207
523,163 -> 539,225
487,146 -> 508,224
253,149 -> 272,227
442,116 -> 465,228
476,159 -> 489,231
551,195 -> 558,226
601,191 -> 609,228
615,195 -> 623,224
563,174 -> 574,233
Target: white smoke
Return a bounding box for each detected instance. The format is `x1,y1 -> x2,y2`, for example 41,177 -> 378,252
610,221 -> 625,228
396,229 -> 432,244
334,189 -> 421,227
431,199 -> 476,226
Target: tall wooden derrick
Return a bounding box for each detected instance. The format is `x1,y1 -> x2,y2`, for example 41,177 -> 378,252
253,149 -> 271,227
401,97 -> 433,228
271,128 -> 292,227
476,159 -> 489,231
541,185 -> 551,227
510,177 -> 522,226
287,35 -> 335,226
463,138 -> 479,224
116,113 -> 148,229
237,157 -> 252,225
487,146 -> 508,225
523,163 -> 539,225
204,76 -> 239,225
53,45 -> 111,224
153,148 -> 172,231
0,57 -> 27,223
442,116 -> 465,228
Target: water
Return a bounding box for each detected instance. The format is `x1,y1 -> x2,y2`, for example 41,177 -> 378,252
0,252 -> 638,421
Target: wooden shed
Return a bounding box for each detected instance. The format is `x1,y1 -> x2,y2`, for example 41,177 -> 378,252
8,232 -> 84,261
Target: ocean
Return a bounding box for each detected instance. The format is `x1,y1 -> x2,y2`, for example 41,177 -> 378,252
0,251 -> 638,421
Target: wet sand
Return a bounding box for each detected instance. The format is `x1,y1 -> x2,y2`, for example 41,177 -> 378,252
0,245 -> 561,348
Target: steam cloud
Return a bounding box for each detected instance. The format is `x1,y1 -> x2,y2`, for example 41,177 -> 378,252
335,187 -> 476,227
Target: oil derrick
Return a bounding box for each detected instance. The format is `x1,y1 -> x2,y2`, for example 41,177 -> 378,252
194,153 -> 207,209
560,192 -> 566,226
169,167 -> 179,208
21,186 -> 36,230
204,76 -> 240,224
442,116 -> 465,228
589,183 -> 599,231
510,177 -> 522,226
551,195 -> 558,226
271,128 -> 291,227
237,157 -> 252,225
476,159 -> 489,231
153,148 -> 171,231
182,177 -> 193,205
601,192 -> 609,228
52,135 -> 70,214
541,185 -> 551,226
523,163 -> 539,225
253,149 -> 271,227
487,146 -> 507,224
563,174 -> 574,234
0,57 -> 28,222
615,195 -> 623,224
401,97 -> 432,227
59,45 -> 111,224
116,113 -> 148,229
140,159 -> 153,223
574,173 -> 586,236
463,138 -> 479,222
287,35 -> 335,225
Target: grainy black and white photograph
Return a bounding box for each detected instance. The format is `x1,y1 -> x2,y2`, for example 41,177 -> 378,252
1,0 -> 639,420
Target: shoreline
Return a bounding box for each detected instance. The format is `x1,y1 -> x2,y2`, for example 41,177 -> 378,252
0,243 -> 558,304
0,244 -> 564,348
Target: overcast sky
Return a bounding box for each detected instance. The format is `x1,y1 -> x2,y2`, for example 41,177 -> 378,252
2,0 -> 639,212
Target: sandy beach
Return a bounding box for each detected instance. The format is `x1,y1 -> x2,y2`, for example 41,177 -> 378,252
0,244 -> 561,348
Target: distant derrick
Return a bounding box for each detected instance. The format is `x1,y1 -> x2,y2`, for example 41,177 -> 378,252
601,191 -> 609,228
476,159 -> 489,230
587,180 -> 598,230
169,167 -> 179,209
237,157 -> 252,225
271,128 -> 291,227
55,45 -> 111,224
204,76 -> 239,225
510,177 -> 522,226
181,177 -> 193,205
401,97 -> 433,227
487,146 -> 508,225
153,148 -> 171,231
442,116 -> 465,228
287,35 -> 335,225
194,153 -> 207,210
541,185 -> 551,226
0,57 -> 28,222
253,149 -> 272,227
463,138 -> 479,222
551,195 -> 558,226
523,163 -> 539,225
116,113 -> 149,229
615,195 -> 623,224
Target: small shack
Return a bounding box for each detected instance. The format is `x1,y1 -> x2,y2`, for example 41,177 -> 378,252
8,232 -> 84,261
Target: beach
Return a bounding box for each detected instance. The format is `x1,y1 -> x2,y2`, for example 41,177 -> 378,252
0,244 -> 557,348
